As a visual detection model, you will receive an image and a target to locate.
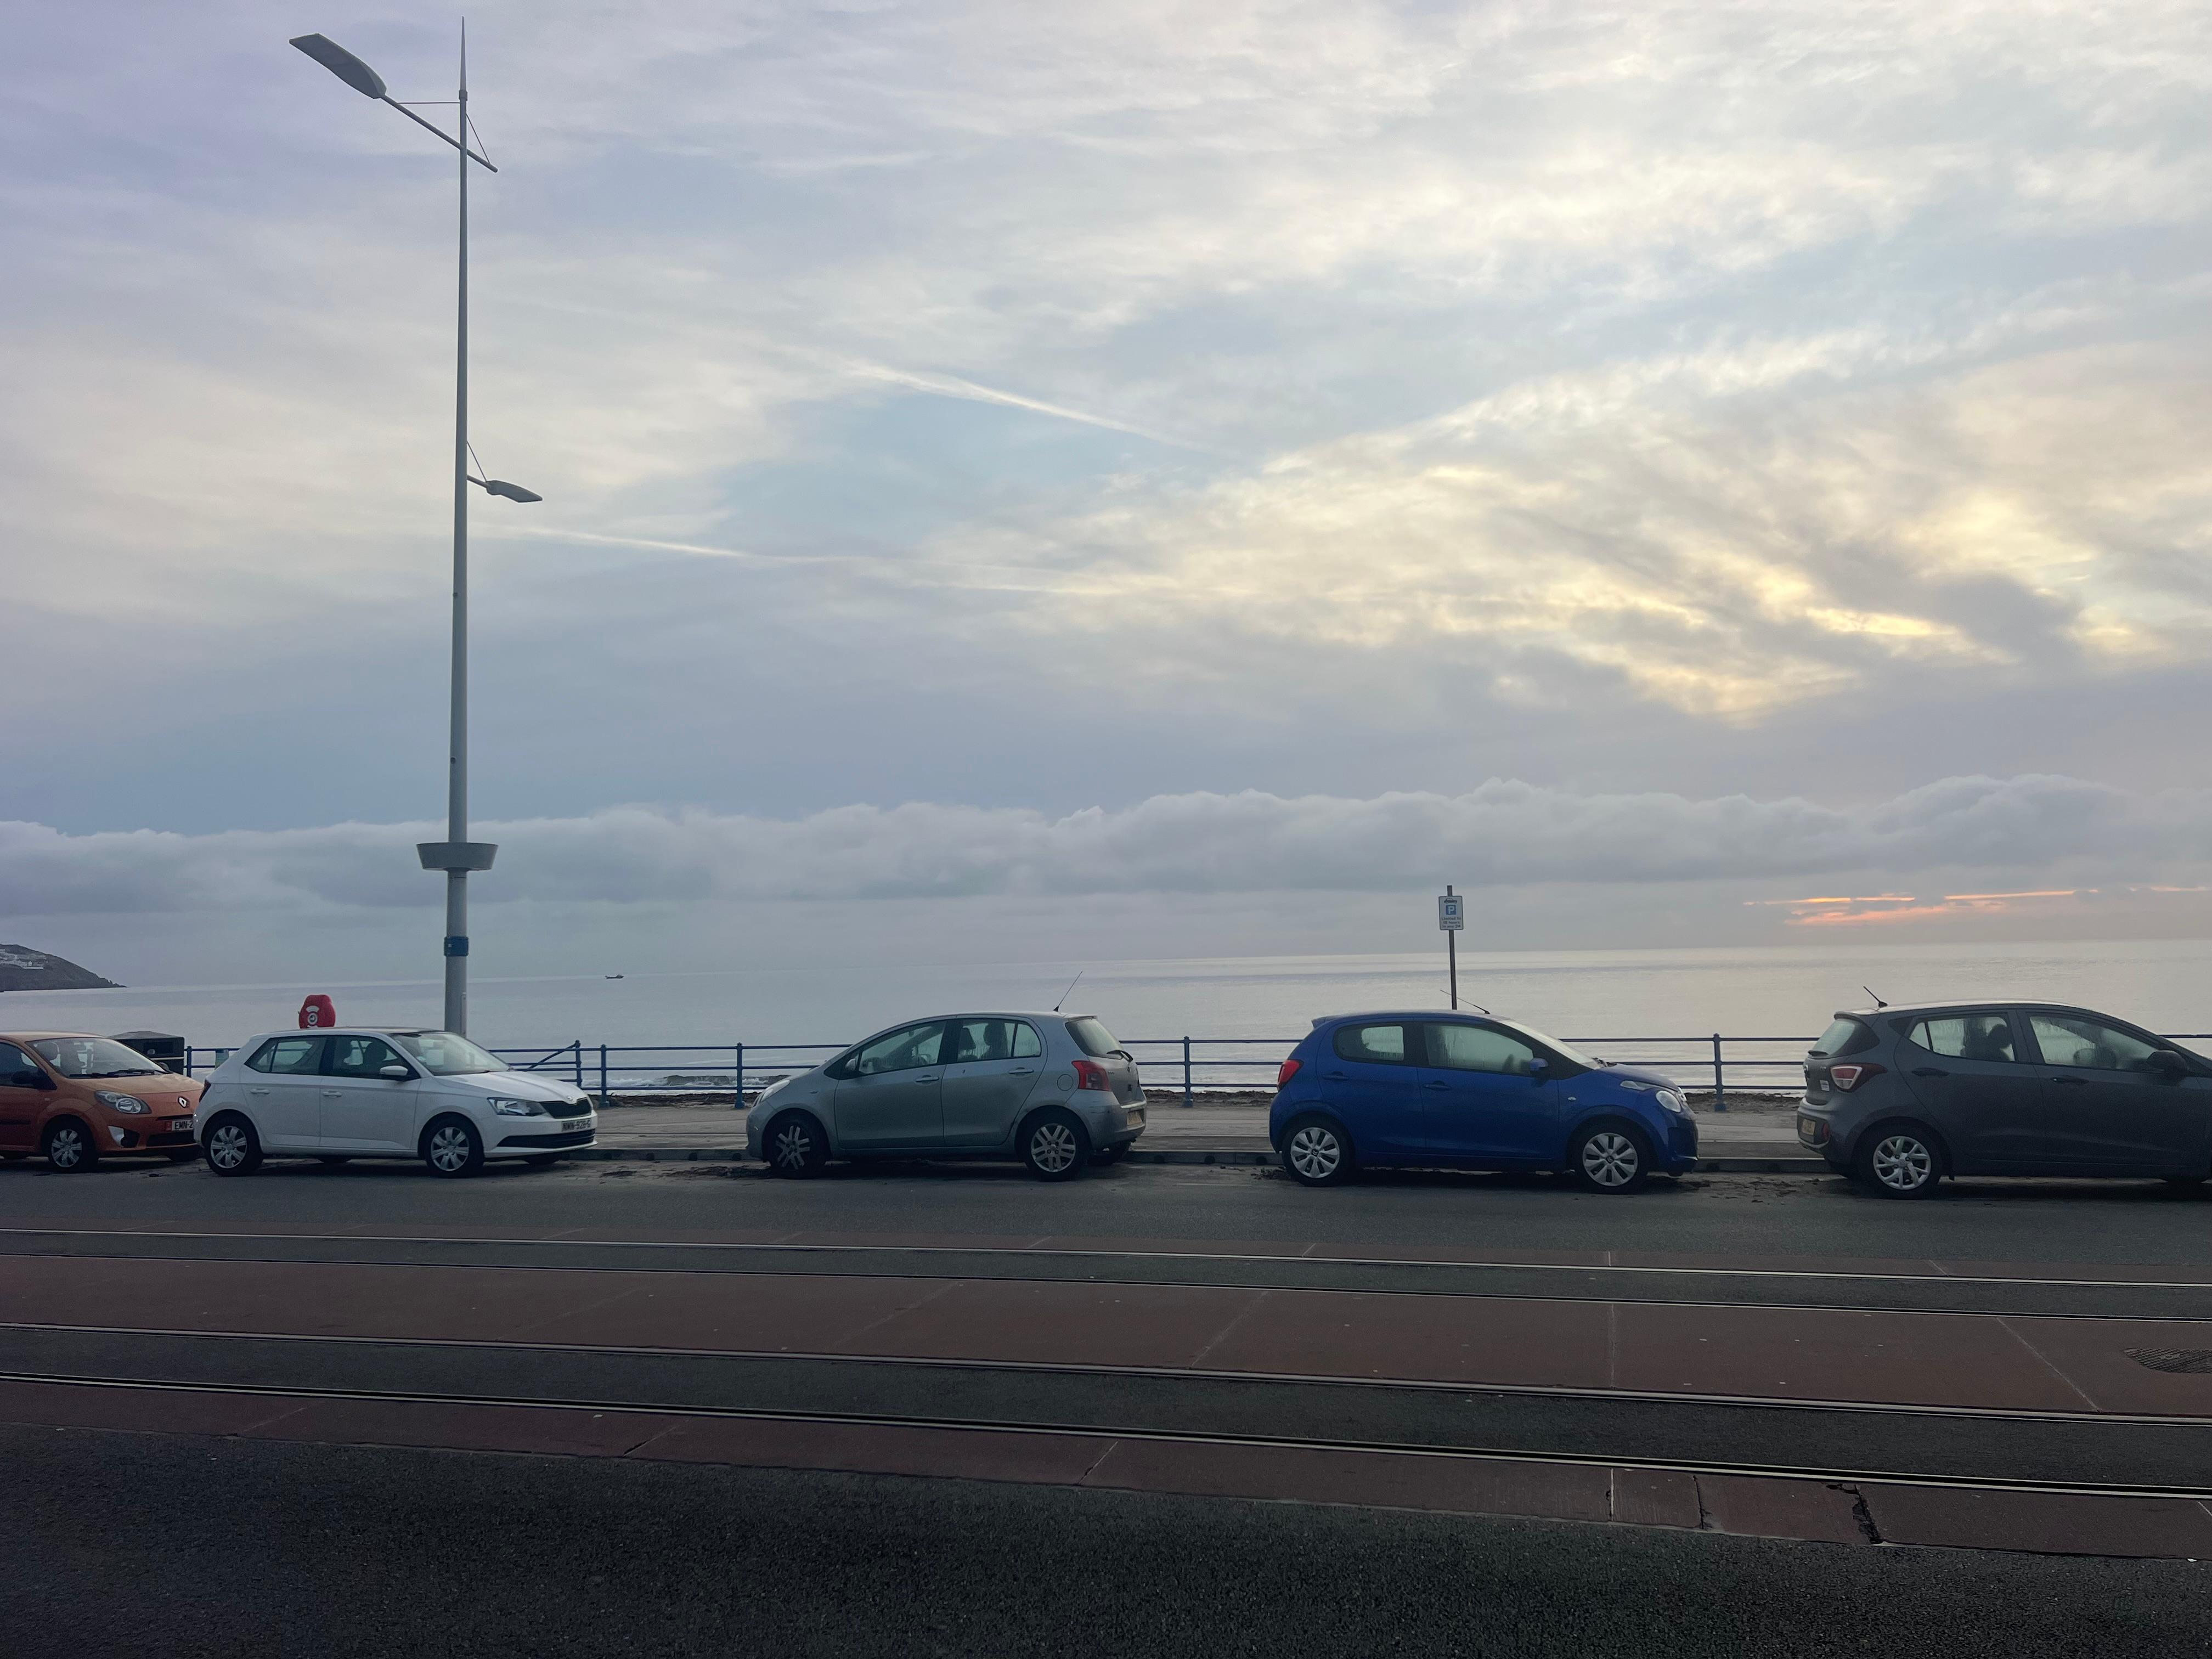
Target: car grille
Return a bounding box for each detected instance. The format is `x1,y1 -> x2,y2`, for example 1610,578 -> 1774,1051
495,1128 -> 596,1149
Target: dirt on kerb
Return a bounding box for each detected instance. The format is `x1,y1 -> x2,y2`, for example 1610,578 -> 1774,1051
598,1086 -> 1802,1113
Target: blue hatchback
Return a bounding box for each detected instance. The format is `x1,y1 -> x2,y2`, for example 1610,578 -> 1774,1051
1268,1012 -> 1699,1192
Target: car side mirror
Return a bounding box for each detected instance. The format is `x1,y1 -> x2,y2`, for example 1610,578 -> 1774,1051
379,1064 -> 413,1081
1525,1057 -> 1549,1079
2151,1048 -> 2190,1078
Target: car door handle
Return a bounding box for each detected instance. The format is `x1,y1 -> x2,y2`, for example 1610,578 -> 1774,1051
1911,1068 -> 1947,1079
248,1087 -> 270,1096
321,1089 -> 342,1098
2052,1075 -> 2087,1086
1009,1068 -> 1035,1076
1425,1080 -> 1450,1091
915,1075 -> 939,1084
1322,1071 -> 1347,1081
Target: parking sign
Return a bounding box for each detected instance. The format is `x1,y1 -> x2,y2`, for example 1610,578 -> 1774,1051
1437,893 -> 1464,931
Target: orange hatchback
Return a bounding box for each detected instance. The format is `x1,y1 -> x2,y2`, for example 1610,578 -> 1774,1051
0,1032 -> 205,1171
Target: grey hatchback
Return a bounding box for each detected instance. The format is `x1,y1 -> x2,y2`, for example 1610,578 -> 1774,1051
743,1011 -> 1147,1180
1796,1001 -> 2212,1197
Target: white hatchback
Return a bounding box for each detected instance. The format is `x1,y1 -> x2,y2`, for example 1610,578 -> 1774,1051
196,1028 -> 597,1178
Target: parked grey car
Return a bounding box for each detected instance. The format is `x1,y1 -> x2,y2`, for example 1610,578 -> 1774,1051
1796,1001 -> 2211,1197
744,1012 -> 1146,1180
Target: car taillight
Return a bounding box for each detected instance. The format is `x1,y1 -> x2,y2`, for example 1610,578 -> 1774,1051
1277,1057 -> 1302,1088
1071,1059 -> 1110,1092
1827,1063 -> 1886,1091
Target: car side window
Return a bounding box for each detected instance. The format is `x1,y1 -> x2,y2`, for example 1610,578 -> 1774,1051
1427,1022 -> 1541,1075
948,1019 -> 1033,1064
1333,1023 -> 1409,1064
247,1036 -> 325,1075
328,1037 -> 408,1079
853,1023 -> 946,1076
1907,1015 -> 2017,1063
2029,1014 -> 2163,1075
0,1042 -> 44,1087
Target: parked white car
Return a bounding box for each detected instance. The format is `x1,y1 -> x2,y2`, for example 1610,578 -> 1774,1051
196,1028 -> 596,1178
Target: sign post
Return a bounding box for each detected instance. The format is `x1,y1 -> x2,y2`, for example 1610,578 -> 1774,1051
1437,887 -> 1464,1009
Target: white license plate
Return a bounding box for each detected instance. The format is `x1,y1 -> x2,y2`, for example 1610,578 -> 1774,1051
166,1119 -> 195,1134
560,1118 -> 592,1133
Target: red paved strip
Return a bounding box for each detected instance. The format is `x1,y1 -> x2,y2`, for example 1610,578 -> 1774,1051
4,1253 -> 2207,1416
2,1378 -> 2207,1557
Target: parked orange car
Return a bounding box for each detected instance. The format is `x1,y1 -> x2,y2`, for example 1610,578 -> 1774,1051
0,1032 -> 204,1171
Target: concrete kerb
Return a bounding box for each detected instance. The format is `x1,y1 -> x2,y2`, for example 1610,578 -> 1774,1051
566,1145 -> 1828,1173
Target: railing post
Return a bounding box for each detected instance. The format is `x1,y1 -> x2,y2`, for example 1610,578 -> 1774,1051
1712,1033 -> 1727,1112
599,1044 -> 610,1109
736,1042 -> 746,1111
1182,1036 -> 1193,1109
572,1040 -> 584,1091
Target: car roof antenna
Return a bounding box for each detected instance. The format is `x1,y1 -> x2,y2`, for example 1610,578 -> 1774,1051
1052,970 -> 1084,1013
1863,985 -> 1888,1009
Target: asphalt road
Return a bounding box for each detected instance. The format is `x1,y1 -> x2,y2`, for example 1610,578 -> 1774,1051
4,1153 -> 2210,1266
5,1158 -> 2211,1656
4,1426 -> 2207,1659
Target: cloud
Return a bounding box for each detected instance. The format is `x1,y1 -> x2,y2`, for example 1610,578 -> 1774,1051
7,774 -> 2211,918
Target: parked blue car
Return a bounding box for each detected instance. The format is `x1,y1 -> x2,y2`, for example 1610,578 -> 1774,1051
1268,1012 -> 1699,1192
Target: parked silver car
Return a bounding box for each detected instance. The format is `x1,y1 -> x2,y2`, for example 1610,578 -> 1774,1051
744,1012 -> 1146,1180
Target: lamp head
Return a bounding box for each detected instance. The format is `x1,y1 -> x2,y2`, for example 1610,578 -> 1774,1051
290,34 -> 388,99
469,476 -> 543,504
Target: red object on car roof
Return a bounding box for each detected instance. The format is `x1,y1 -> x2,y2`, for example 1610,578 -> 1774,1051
297,994 -> 335,1029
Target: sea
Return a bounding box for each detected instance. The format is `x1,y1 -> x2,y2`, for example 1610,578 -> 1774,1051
8,939 -> 2210,1086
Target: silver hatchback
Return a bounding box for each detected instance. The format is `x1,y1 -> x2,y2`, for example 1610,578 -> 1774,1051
744,1011 -> 1146,1180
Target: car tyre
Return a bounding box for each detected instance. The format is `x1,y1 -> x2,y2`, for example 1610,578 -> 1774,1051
1281,1115 -> 1355,1187
764,1111 -> 829,1178
42,1118 -> 98,1173
1569,1121 -> 1651,1194
1856,1124 -> 1943,1199
202,1114 -> 262,1177
422,1116 -> 485,1178
1021,1108 -> 1090,1181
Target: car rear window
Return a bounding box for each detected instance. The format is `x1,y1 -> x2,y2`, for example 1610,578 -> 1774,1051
1809,1017 -> 1876,1058
1065,1017 -> 1123,1057
1333,1023 -> 1409,1064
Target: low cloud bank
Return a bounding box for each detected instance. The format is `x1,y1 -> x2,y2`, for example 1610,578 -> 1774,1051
5,775 -> 2209,917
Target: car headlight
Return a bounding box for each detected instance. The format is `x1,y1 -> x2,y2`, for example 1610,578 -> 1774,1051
1656,1088 -> 1689,1115
487,1098 -> 546,1116
94,1091 -> 148,1114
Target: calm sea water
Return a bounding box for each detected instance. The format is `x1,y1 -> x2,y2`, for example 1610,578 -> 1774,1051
8,940 -> 2210,1068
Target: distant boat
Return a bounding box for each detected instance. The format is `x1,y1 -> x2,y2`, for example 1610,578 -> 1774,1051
605,974 -> 625,980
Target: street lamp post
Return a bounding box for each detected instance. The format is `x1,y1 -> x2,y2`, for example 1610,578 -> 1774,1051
291,29 -> 539,1035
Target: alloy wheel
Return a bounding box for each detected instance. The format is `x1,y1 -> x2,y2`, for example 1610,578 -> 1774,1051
1871,1135 -> 1932,1193
771,1121 -> 815,1171
1288,1125 -> 1341,1181
206,1124 -> 249,1171
1029,1121 -> 1079,1175
428,1126 -> 473,1173
1581,1130 -> 1639,1188
47,1125 -> 87,1170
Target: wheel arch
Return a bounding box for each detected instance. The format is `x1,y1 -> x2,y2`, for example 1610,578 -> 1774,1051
1853,1115 -> 1952,1173
1560,1109 -> 1654,1169
1276,1105 -> 1356,1160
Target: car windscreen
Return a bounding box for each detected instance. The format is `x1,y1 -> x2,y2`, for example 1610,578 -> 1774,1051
1811,1017 -> 1876,1057
1494,1019 -> 1599,1070
30,1037 -> 165,1079
1065,1017 -> 1126,1058
388,1030 -> 503,1075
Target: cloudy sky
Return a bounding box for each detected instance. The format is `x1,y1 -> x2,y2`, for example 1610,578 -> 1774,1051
9,0 -> 2212,981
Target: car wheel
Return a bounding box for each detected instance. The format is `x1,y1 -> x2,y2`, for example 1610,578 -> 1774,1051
42,1119 -> 97,1173
1857,1125 -> 1943,1199
202,1114 -> 262,1177
764,1111 -> 829,1178
1021,1109 -> 1090,1181
1570,1122 -> 1651,1193
1281,1116 -> 1353,1186
422,1116 -> 484,1178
